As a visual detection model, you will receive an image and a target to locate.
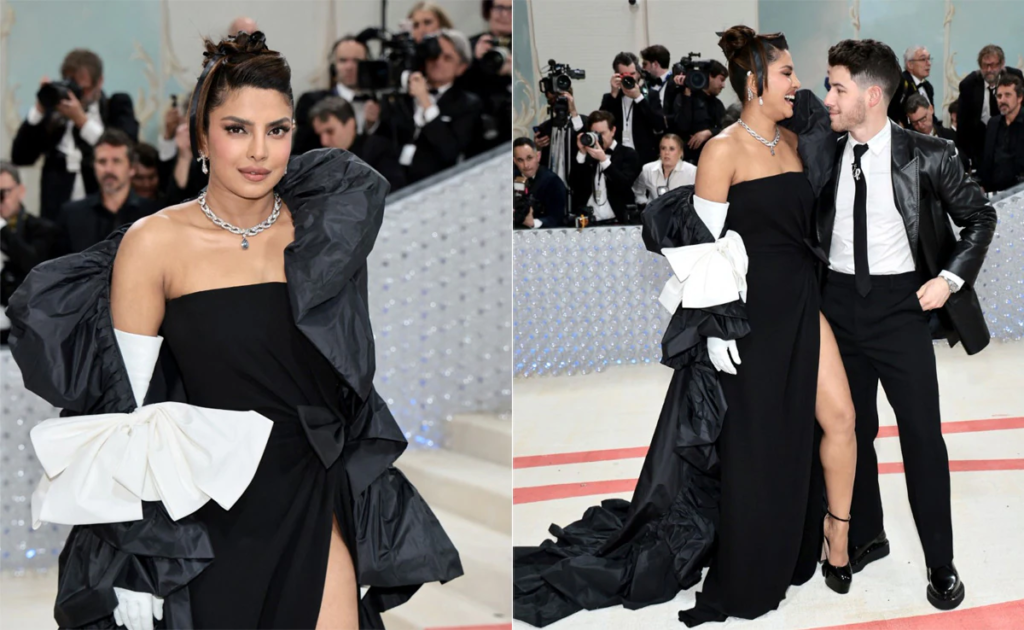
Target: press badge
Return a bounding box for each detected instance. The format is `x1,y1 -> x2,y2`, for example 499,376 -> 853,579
399,144 -> 417,166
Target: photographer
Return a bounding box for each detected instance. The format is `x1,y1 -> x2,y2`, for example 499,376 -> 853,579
600,52 -> 666,166
640,45 -> 673,115
377,29 -> 483,184
513,137 -> 566,229
310,96 -> 406,190
534,87 -> 588,188
10,49 -> 139,221
293,36 -> 378,156
460,0 -> 513,155
1,161 -> 60,315
670,59 -> 728,164
569,110 -> 641,225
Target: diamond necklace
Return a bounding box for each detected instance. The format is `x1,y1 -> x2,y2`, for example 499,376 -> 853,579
198,190 -> 281,250
738,119 -> 782,156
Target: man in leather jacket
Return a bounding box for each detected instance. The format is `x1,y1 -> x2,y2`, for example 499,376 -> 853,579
820,40 -> 996,612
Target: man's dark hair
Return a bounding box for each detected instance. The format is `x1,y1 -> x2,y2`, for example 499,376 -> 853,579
95,128 -> 136,163
513,137 -> 537,151
827,39 -> 902,103
640,45 -> 671,69
61,49 -> 103,83
588,110 -> 617,130
948,100 -> 959,116
134,142 -> 159,169
0,160 -> 22,185
978,44 -> 1005,68
707,59 -> 729,79
997,72 -> 1024,98
904,92 -> 931,115
309,96 -> 356,125
612,52 -> 640,72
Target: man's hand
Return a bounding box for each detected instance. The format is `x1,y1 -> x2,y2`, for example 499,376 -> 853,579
610,73 -> 622,98
917,277 -> 952,311
408,71 -> 431,108
673,73 -> 686,87
576,132 -> 586,154
623,83 -> 642,100
474,34 -> 493,60
56,90 -> 88,128
585,144 -> 607,162
364,100 -> 381,127
688,129 -> 713,150
565,92 -> 578,117
174,122 -> 191,160
534,134 -> 551,149
164,106 -> 181,141
523,207 -> 535,228
34,76 -> 51,115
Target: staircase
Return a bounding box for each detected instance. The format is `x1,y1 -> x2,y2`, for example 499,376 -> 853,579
384,413 -> 512,630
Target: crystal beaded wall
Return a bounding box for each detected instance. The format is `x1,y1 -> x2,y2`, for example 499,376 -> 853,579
368,150 -> 512,447
514,187 -> 1024,377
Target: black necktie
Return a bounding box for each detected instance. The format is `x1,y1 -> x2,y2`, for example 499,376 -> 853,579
852,143 -> 871,297
989,86 -> 998,116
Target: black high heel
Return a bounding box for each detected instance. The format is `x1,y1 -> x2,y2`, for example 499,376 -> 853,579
821,509 -> 853,594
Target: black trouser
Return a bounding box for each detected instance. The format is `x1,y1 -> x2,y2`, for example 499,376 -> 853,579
822,271 -> 953,568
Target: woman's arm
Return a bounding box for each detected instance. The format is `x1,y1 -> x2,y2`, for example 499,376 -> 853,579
111,215 -> 169,335
693,136 -> 733,203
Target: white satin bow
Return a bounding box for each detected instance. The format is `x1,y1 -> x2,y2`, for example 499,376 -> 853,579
658,230 -> 749,313
30,402 -> 273,528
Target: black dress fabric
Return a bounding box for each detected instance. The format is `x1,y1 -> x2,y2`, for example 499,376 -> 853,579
160,282 -> 358,628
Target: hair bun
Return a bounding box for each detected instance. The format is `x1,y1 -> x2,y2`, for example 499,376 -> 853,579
718,25 -> 757,62
201,31 -> 270,70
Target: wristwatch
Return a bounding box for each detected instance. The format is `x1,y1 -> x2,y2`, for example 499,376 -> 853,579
942,275 -> 961,294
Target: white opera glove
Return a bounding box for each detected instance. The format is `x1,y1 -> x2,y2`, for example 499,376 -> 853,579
113,587 -> 164,630
114,329 -> 163,408
693,195 -> 728,241
707,337 -> 741,375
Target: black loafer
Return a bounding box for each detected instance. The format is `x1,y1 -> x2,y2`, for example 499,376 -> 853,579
850,530 -> 890,574
927,563 -> 965,610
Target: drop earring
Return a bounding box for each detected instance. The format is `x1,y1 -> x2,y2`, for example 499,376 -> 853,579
198,153 -> 209,175
759,96 -> 764,106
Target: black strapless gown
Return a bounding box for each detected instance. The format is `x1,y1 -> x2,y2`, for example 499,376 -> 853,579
160,282 -> 359,629
514,172 -> 824,627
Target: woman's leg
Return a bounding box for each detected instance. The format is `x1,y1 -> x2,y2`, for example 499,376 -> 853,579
316,514 -> 359,629
817,312 -> 857,566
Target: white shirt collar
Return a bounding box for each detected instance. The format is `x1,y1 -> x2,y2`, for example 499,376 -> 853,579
607,140 -> 618,153
848,121 -> 892,157
911,73 -> 927,87
432,82 -> 453,98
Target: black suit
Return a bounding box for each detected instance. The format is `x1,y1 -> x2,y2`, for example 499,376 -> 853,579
817,123 -> 996,568
377,86 -> 482,184
349,134 -> 407,191
568,143 -> 641,222
55,191 -> 159,255
956,67 -> 1024,171
293,88 -> 334,156
670,89 -> 725,165
1,207 -> 61,307
460,32 -> 512,156
979,112 -> 1024,193
888,70 -> 936,128
660,76 -> 680,119
517,165 -> 566,228
11,93 -> 139,221
535,113 -> 588,184
599,91 -> 665,166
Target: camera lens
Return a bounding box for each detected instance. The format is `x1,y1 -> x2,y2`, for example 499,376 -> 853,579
621,75 -> 636,90
555,74 -> 572,93
580,132 -> 600,148
687,71 -> 708,91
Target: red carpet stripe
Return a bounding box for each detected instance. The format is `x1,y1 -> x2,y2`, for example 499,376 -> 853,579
514,459 -> 1024,504
806,597 -> 1024,629
513,417 -> 1024,469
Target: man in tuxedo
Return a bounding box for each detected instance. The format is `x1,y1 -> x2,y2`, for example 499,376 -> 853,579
979,73 -> 1024,193
888,45 -> 936,127
1,161 -> 60,316
11,49 -> 139,221
640,45 -> 673,115
293,36 -> 378,155
377,29 -> 482,184
670,60 -> 728,165
460,0 -> 513,155
821,39 -> 996,612
513,137 -> 566,229
600,52 -> 665,167
309,96 -> 406,191
533,87 -> 588,190
569,110 -> 641,225
54,130 -> 158,255
956,44 -> 1024,172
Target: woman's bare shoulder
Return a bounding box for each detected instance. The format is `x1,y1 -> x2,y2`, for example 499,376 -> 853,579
118,201 -> 198,261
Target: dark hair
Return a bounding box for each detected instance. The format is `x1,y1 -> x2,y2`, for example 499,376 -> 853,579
0,160 -> 21,185
588,110 -> 617,130
309,96 -> 356,125
904,93 -> 931,115
997,72 -> 1024,98
660,133 -> 685,151
707,59 -> 729,79
191,31 -> 293,157
513,137 -> 537,151
948,100 -> 959,116
61,49 -> 103,84
827,39 -> 902,103
641,45 -> 671,69
95,128 -> 136,163
717,25 -> 787,100
612,52 -> 640,72
134,142 -> 159,169
978,44 -> 1005,67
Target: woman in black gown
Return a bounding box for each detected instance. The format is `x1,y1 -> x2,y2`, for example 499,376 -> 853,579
514,27 -> 857,627
9,31 -> 461,630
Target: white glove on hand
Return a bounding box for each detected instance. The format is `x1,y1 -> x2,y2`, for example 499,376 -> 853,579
707,337 -> 741,374
113,587 -> 164,630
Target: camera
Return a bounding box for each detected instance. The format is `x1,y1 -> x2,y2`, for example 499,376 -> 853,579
620,75 -> 637,90
480,35 -> 512,75
579,131 -> 601,148
37,78 -> 84,113
672,52 -> 711,91
539,59 -> 585,96
354,28 -> 443,91
514,176 -> 542,227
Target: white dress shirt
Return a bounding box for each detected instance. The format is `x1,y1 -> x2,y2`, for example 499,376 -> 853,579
549,115 -> 584,187
981,83 -> 996,127
634,159 -> 697,204
577,140 -> 618,221
411,82 -> 452,129
831,121 -> 964,288
911,73 -> 931,102
621,94 -> 642,150
27,100 -> 104,202
335,82 -> 371,133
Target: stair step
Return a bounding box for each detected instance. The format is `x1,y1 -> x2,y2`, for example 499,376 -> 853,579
380,581 -> 509,630
397,449 -> 511,535
430,507 -> 511,614
447,414 -> 511,467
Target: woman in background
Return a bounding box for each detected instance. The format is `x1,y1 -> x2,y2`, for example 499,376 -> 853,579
634,133 -> 698,204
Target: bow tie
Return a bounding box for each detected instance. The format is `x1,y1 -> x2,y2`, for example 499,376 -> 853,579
649,77 -> 664,87
429,88 -> 440,97
350,94 -> 373,102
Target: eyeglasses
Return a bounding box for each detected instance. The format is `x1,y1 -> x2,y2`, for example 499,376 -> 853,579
911,56 -> 933,63
492,4 -> 512,13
